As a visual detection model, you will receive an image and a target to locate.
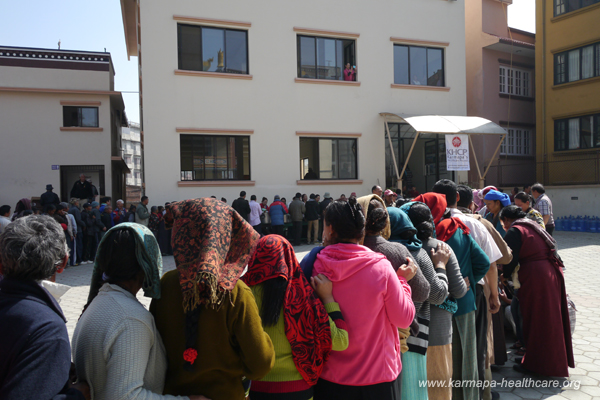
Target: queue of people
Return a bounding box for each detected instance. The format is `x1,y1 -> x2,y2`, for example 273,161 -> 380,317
0,179 -> 573,400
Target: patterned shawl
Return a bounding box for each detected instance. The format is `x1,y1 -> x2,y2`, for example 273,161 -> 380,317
164,198 -> 260,312
357,194 -> 391,243
242,235 -> 332,385
414,193 -> 470,242
87,223 -> 162,305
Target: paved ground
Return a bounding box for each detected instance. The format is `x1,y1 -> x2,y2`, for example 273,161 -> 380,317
55,231 -> 600,399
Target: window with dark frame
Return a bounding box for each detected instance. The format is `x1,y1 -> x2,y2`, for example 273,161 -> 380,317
500,128 -> 532,156
554,113 -> 600,151
554,0 -> 600,16
299,137 -> 357,180
180,134 -> 251,181
554,41 -> 600,85
297,35 -> 356,80
393,44 -> 444,87
63,106 -> 99,128
177,24 -> 249,74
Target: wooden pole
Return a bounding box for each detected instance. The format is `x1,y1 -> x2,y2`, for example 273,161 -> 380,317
469,135 -> 484,189
384,120 -> 402,190
483,134 -> 506,179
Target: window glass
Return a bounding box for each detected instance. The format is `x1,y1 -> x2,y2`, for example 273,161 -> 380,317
299,36 -> 316,78
569,118 -> 580,149
180,135 -> 250,180
410,47 -> 427,85
202,28 -> 225,72
179,25 -> 202,71
317,38 -> 338,80
225,30 -> 248,74
394,45 -> 409,84
581,116 -> 592,148
524,130 -> 531,155
581,45 -> 594,79
568,49 -> 580,82
63,106 -> 79,127
523,72 -> 530,97
567,0 -> 581,11
499,67 -> 506,93
596,44 -> 600,77
299,137 -> 357,179
427,48 -> 443,86
555,0 -> 566,15
595,115 -> 600,147
338,139 -> 357,179
555,120 -> 567,151
81,108 -> 98,127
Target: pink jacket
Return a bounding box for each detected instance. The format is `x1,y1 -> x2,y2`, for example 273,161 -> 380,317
313,243 -> 414,385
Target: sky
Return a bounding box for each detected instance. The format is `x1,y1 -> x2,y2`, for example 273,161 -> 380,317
0,0 -> 535,125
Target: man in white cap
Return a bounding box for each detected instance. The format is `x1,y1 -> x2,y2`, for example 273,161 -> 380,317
113,199 -> 127,225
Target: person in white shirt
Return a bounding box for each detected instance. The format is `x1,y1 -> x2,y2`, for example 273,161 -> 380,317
0,205 -> 11,234
248,195 -> 263,235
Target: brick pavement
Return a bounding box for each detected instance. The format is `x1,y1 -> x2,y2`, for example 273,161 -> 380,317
55,232 -> 600,399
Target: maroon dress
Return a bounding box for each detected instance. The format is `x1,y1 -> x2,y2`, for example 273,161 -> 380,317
511,222 -> 574,377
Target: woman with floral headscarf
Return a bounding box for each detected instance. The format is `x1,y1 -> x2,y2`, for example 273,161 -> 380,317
242,235 -> 349,400
73,223 -> 208,400
150,198 -> 275,400
413,193 -> 489,400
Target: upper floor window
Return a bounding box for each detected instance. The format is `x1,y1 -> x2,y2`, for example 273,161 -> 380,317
555,114 -> 600,151
554,42 -> 600,85
180,134 -> 250,180
297,35 -> 356,80
499,66 -> 532,97
63,106 -> 99,128
393,45 -> 444,87
299,137 -> 357,180
124,155 -> 132,165
500,128 -> 532,156
177,24 -> 248,74
555,0 -> 600,16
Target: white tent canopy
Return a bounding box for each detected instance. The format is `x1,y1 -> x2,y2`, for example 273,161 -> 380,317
379,113 -> 507,189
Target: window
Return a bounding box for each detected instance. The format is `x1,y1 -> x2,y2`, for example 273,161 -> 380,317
499,66 -> 532,97
180,135 -> 250,180
124,155 -> 132,165
177,24 -> 248,74
134,157 -> 141,168
394,45 -> 444,86
554,0 -> 600,16
554,41 -> 600,84
63,106 -> 99,127
297,35 -> 355,80
554,113 -> 600,151
299,137 -> 357,179
134,171 -> 141,179
500,128 -> 532,156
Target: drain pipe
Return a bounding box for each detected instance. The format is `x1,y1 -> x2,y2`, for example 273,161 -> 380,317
542,0 -> 548,182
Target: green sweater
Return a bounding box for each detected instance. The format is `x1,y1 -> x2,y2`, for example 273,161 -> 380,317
250,284 -> 349,388
150,271 -> 275,400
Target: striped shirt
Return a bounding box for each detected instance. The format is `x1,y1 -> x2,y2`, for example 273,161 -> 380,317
534,193 -> 554,226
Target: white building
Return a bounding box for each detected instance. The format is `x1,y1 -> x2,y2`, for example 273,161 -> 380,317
121,122 -> 143,204
0,46 -> 129,208
120,0 -> 474,204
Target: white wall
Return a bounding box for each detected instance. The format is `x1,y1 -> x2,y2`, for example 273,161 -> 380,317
545,187 -> 600,218
139,0 -> 468,205
0,66 -> 111,92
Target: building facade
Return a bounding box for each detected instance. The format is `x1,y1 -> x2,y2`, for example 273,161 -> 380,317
120,0 -> 471,204
122,121 -> 143,204
0,46 -> 129,208
465,0 -> 536,189
535,0 -> 600,216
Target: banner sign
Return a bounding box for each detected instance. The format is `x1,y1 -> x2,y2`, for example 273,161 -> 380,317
445,134 -> 470,171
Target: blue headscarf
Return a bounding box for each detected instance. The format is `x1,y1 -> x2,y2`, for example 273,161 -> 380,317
484,190 -> 511,207
388,207 -> 422,251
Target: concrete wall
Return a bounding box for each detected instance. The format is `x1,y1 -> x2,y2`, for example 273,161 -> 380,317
139,0 -> 468,205
0,66 -> 111,92
545,186 -> 600,218
0,91 -> 114,207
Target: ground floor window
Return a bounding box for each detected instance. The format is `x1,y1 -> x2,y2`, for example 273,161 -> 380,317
500,128 -> 532,156
555,114 -> 600,151
180,134 -> 251,180
299,137 -> 357,180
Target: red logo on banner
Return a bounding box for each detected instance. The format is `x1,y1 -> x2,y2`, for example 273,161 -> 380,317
452,136 -> 462,148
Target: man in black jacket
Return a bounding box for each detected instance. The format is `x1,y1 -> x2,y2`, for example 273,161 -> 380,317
318,192 -> 333,243
40,184 -> 60,213
232,191 -> 251,221
70,174 -> 92,201
305,194 -> 320,244
0,215 -> 89,399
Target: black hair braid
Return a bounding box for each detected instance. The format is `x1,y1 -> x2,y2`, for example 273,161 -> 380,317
260,278 -> 288,326
366,199 -> 388,235
324,198 -> 365,242
406,203 -> 435,241
184,306 -> 202,371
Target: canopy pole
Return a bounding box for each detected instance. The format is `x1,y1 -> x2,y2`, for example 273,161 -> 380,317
384,120 -> 402,190
468,136 -> 484,189
400,131 -> 420,192
482,134 -> 506,181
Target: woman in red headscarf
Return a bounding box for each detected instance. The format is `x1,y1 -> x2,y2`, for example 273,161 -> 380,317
413,193 -> 490,400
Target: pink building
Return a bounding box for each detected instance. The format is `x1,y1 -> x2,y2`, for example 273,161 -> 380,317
466,0 -> 536,189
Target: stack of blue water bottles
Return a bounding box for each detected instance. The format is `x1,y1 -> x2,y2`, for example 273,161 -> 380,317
555,216 -> 600,232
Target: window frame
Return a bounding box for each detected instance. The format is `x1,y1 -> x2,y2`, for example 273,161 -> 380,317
298,137 -> 358,180
499,65 -> 532,97
500,128 -> 532,156
179,134 -> 251,181
554,0 -> 600,17
177,23 -> 250,75
554,113 -> 600,151
296,34 -> 356,81
554,41 -> 600,85
393,44 -> 446,87
62,106 -> 99,128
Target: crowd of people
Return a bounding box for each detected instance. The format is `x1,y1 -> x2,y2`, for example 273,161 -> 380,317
0,178 -> 572,400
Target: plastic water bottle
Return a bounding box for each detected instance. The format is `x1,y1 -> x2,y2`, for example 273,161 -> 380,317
589,217 -> 596,233
594,217 -> 600,233
564,216 -> 571,231
570,215 -> 578,231
555,217 -> 563,231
